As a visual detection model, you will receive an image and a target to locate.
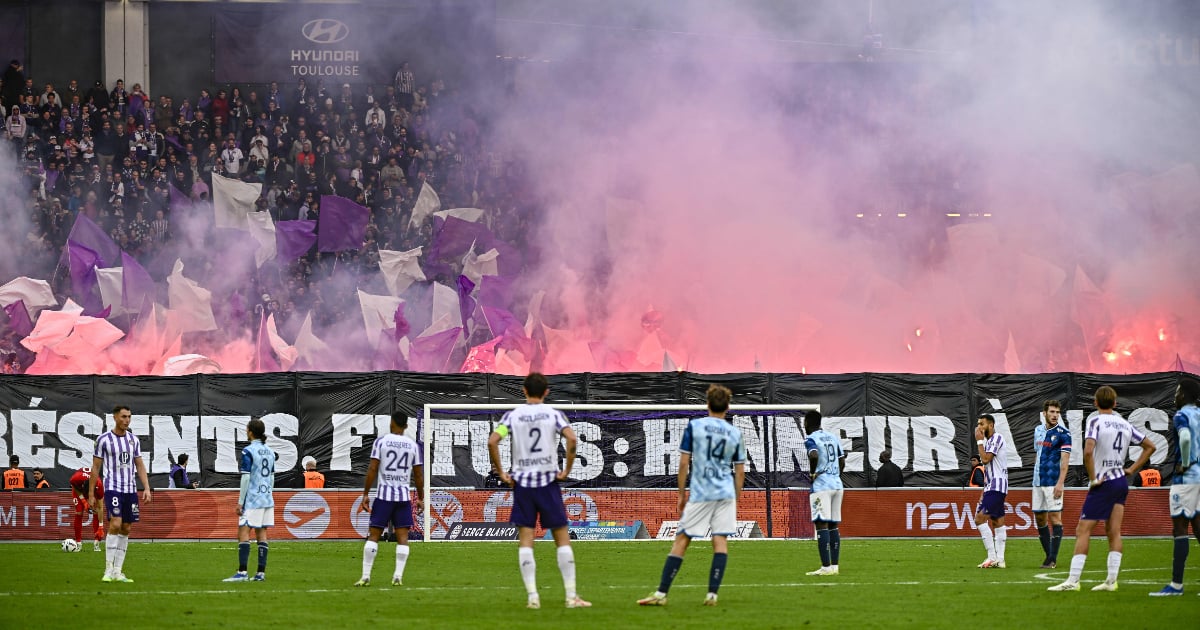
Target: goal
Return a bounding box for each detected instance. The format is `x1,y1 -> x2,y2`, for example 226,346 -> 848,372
419,403 -> 821,540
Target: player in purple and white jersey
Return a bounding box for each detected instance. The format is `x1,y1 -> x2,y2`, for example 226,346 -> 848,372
1049,386 -> 1155,592
355,412 -> 424,587
973,414 -> 1009,569
487,372 -> 590,610
90,405 -> 151,583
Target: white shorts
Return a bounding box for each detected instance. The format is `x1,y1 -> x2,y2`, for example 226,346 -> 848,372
810,490 -> 844,523
1032,486 -> 1064,513
1169,484 -> 1200,519
239,507 -> 274,529
679,498 -> 737,538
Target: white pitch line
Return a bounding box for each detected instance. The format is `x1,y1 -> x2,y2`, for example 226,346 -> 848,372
5,574 -> 1173,598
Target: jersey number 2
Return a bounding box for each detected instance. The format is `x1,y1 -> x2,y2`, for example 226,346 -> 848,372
528,427 -> 543,452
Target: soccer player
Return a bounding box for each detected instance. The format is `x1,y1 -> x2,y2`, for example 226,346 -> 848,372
1150,379 -> 1200,596
1049,385 -> 1155,592
805,410 -> 845,576
638,384 -> 746,607
974,413 -> 1008,569
356,412 -> 424,587
70,467 -> 106,551
1033,399 -> 1072,568
487,372 -> 591,609
223,419 -> 276,582
90,405 -> 152,583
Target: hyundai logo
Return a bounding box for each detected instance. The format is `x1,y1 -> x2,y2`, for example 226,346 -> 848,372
302,19 -> 350,44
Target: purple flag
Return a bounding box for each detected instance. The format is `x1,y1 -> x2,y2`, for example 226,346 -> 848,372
456,275 -> 476,338
255,311 -> 281,372
169,184 -> 190,208
67,240 -> 105,315
482,306 -> 531,356
61,214 -> 121,269
276,220 -> 318,261
430,216 -> 490,262
393,303 -> 411,340
478,275 -> 513,308
121,251 -> 155,312
46,169 -> 60,191
3,300 -> 34,337
409,327 -> 462,373
317,195 -> 370,252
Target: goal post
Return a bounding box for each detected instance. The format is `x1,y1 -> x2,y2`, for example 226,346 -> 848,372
420,403 -> 821,540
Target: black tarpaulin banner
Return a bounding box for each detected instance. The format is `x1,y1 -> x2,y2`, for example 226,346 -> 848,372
0,371 -> 1191,490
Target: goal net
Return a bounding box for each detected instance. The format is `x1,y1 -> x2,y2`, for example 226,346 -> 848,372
418,403 -> 820,541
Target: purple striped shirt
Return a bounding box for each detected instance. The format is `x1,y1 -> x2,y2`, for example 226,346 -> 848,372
983,432 -> 1008,493
370,433 -> 421,502
94,431 -> 143,494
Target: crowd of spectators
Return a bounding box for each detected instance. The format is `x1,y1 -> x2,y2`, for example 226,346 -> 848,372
1,58 -> 539,373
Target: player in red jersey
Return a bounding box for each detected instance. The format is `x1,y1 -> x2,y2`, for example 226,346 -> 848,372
70,467 -> 107,551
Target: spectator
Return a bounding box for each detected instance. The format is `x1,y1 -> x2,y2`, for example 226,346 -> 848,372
302,456 -> 325,488
875,450 -> 904,487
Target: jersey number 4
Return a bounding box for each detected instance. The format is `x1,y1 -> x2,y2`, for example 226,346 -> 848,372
705,436 -> 727,460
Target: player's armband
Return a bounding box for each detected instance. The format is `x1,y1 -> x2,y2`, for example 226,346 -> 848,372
494,424 -> 509,438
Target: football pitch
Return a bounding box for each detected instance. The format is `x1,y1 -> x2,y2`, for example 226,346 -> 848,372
2,538 -> 1196,628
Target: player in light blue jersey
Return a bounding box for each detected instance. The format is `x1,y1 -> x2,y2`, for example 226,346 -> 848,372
1151,379 -> 1200,597
639,385 -> 745,607
804,411 -> 845,576
224,419 -> 276,583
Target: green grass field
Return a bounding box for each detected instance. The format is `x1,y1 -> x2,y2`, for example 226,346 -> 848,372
2,538 -> 1197,628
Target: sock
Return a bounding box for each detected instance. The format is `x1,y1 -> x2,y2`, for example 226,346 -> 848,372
1106,551 -> 1122,584
1172,536 -> 1189,586
104,533 -> 117,574
994,526 -> 1007,564
1068,554 -> 1086,583
817,529 -> 831,566
1049,525 -> 1063,562
362,541 -> 378,580
73,512 -> 83,541
709,553 -> 728,595
657,554 -> 684,595
1037,525 -> 1050,558
518,547 -> 537,597
556,546 -> 577,600
238,542 -> 250,572
977,522 -> 996,561
830,528 -> 841,566
113,535 -> 129,573
257,542 -> 269,574
395,545 -> 410,581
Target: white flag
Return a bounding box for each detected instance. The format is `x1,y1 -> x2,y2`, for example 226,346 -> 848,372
409,182 -> 441,227
0,277 -> 57,312
167,260 -> 218,332
432,207 -> 484,223
266,314 -> 298,370
358,290 -> 403,347
246,210 -> 278,268
294,312 -> 329,366
96,267 -> 125,317
211,175 -> 261,230
461,248 -> 500,285
378,247 -> 426,297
